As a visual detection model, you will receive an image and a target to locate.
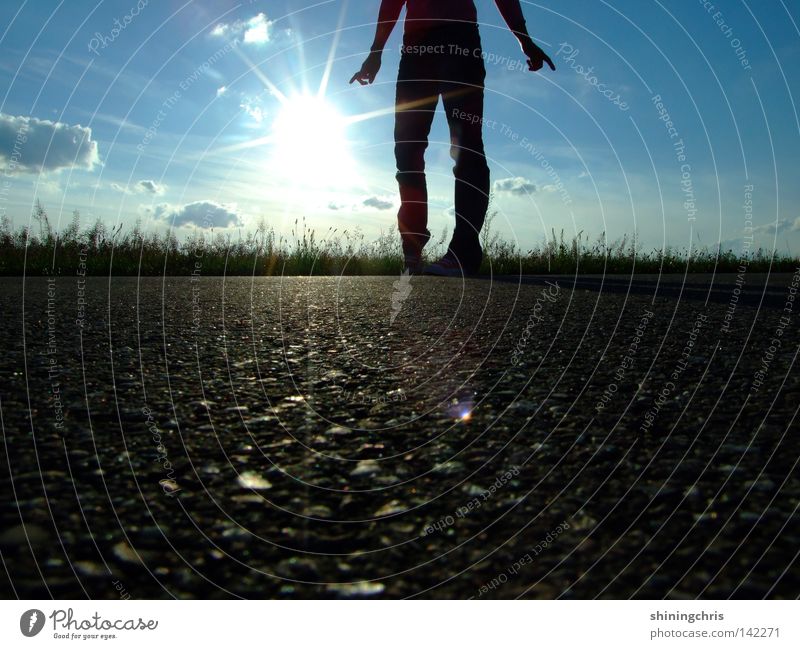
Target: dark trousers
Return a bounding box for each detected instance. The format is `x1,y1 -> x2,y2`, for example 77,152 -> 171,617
394,23 -> 490,271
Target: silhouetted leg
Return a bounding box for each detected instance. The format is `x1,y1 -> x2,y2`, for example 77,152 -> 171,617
440,28 -> 489,272
394,55 -> 438,258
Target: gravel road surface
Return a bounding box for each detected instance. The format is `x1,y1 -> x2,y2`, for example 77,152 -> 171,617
1,274 -> 798,598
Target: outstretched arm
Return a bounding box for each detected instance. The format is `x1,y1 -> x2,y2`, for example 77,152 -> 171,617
370,0 -> 405,53
350,0 -> 405,85
494,0 -> 555,71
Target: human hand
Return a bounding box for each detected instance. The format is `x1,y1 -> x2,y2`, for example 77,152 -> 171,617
521,39 -> 555,72
349,51 -> 382,85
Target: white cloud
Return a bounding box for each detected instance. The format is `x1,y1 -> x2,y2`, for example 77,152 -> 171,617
720,217 -> 800,251
35,179 -> 63,195
240,95 -> 265,123
0,113 -> 100,174
328,202 -> 346,211
111,179 -> 164,195
152,201 -> 244,229
137,179 -> 163,194
752,218 -> 800,235
493,177 -> 537,196
363,196 -> 394,211
243,14 -> 271,44
211,13 -> 272,45
111,182 -> 131,194
217,86 -> 228,97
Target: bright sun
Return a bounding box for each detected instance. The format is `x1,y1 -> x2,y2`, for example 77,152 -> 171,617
270,94 -> 354,186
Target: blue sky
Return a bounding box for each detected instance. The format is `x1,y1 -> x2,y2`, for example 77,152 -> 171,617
1,0 -> 799,254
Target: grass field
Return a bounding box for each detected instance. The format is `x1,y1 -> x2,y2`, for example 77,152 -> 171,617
3,201 -> 797,276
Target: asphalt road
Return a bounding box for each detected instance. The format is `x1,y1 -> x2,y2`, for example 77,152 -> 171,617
1,274 -> 798,598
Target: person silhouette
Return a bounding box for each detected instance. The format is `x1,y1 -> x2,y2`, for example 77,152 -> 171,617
351,0 -> 554,276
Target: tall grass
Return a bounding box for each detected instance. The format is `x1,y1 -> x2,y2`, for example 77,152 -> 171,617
2,202 -> 796,276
